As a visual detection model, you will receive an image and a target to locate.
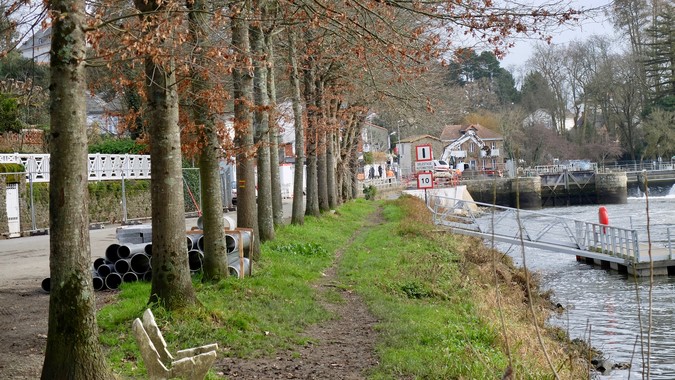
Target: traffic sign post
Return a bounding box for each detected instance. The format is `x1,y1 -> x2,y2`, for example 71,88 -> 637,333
417,172 -> 434,189
415,145 -> 432,161
414,161 -> 434,172
417,171 -> 433,206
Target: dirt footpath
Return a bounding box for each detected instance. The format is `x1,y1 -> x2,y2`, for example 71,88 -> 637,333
217,217 -> 382,379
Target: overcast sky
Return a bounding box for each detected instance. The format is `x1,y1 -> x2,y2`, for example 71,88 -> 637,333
499,0 -> 617,69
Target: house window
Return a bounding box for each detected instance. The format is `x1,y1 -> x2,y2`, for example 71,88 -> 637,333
491,142 -> 497,150
284,143 -> 293,158
469,144 -> 475,153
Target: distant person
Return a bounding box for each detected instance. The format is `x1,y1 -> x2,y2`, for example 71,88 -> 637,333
369,166 -> 375,179
378,165 -> 383,178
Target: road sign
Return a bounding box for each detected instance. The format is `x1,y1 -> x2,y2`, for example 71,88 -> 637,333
417,172 -> 434,189
415,161 -> 434,172
415,145 -> 432,161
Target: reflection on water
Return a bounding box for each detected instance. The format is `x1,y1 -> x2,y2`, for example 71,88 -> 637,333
493,194 -> 675,379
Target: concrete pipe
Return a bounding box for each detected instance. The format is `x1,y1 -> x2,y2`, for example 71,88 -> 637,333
188,250 -> 204,272
105,272 -> 123,289
130,253 -> 151,273
225,235 -> 236,253
118,243 -> 147,259
41,278 -> 50,292
186,234 -> 201,251
93,257 -> 109,270
92,274 -> 104,291
227,258 -> 251,278
142,271 -> 152,281
43,273 -> 107,292
197,235 -> 205,252
197,215 -> 236,230
97,263 -> 115,277
226,251 -> 241,265
122,272 -> 138,283
225,230 -> 252,253
105,243 -> 121,262
114,258 -> 131,274
144,243 -> 152,256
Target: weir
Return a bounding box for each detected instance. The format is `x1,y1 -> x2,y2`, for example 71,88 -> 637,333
459,171 -> 628,209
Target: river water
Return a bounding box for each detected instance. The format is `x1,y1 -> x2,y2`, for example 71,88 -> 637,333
493,185 -> 675,379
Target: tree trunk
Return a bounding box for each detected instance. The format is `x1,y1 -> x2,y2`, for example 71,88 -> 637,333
134,0 -> 198,309
339,113 -> 359,202
326,99 -> 339,208
188,0 -> 228,280
266,32 -> 283,226
42,0 -> 114,377
350,115 -> 365,199
251,17 -> 274,242
288,29 -> 305,225
231,0 -> 261,258
326,130 -> 337,208
303,36 -> 320,217
315,80 -> 329,212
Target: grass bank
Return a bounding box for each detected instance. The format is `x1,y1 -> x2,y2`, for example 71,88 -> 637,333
98,196 -> 587,379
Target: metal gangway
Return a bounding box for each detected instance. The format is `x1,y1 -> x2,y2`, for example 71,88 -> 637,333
430,196 -> 674,268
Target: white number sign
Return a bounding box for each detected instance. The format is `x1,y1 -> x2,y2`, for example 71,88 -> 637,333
417,172 -> 434,189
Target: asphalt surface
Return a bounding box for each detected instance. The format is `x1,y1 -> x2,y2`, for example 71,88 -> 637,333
0,198 -> 299,290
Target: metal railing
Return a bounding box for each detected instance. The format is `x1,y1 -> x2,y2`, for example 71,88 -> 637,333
430,196 -> 647,263
0,153 -> 152,182
0,168 -> 205,232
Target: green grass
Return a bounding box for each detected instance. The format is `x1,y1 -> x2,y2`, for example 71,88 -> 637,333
98,199 -> 376,378
337,200 -> 511,379
98,196 -> 565,379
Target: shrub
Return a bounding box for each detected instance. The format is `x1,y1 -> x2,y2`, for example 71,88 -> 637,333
89,137 -> 147,154
363,185 -> 376,200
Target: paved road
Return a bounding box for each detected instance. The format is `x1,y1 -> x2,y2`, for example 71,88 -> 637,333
0,199 -> 297,290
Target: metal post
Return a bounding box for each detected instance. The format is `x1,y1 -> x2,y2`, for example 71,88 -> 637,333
29,172 -> 36,231
198,167 -> 202,212
668,227 -> 672,259
121,168 -> 128,223
632,230 -> 640,262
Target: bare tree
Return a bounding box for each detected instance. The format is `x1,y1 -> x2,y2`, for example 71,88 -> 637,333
187,0 -> 228,279
232,0 -> 262,258
41,0 -> 115,376
134,0 -> 198,308
288,28 -> 305,225
251,3 -> 274,241
302,29 -> 320,217
266,32 -> 284,226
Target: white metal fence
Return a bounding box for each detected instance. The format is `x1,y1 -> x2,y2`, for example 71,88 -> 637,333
0,153 -> 152,182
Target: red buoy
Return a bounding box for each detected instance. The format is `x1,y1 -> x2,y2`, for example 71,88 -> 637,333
599,206 -> 609,233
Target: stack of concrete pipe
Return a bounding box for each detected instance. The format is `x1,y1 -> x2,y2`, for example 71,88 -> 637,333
41,222 -> 253,293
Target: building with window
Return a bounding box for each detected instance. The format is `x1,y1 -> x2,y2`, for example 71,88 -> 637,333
439,124 -> 505,172
17,27 -> 52,64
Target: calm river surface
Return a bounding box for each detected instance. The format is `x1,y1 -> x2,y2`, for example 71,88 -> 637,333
494,186 -> 675,379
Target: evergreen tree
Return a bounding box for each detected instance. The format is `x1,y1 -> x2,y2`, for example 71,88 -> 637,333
446,50 -> 519,108
644,5 -> 674,112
